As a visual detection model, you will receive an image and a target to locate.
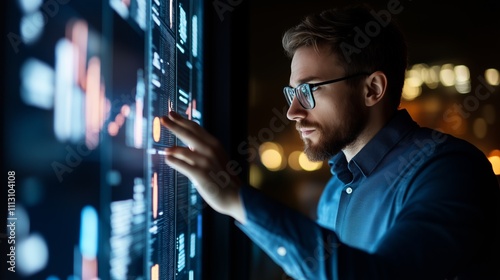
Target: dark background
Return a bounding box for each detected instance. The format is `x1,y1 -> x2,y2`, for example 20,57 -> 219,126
2,1 -> 499,280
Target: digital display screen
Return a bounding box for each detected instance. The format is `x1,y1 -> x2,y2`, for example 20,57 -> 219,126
3,0 -> 204,279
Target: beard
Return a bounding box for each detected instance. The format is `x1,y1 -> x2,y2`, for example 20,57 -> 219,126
298,95 -> 368,161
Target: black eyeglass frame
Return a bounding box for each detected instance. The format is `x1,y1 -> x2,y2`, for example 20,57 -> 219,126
283,72 -> 371,109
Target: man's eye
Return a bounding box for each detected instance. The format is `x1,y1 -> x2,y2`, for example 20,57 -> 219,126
311,86 -> 320,92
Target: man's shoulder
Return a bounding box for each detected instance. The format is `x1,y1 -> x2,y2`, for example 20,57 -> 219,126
384,125 -> 495,183
405,126 -> 486,159
389,110 -> 486,159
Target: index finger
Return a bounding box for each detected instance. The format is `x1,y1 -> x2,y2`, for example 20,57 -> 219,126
161,112 -> 221,154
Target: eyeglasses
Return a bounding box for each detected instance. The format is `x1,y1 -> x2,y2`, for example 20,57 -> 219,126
283,73 -> 370,109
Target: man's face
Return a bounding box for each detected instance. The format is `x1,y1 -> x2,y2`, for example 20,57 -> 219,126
286,45 -> 368,161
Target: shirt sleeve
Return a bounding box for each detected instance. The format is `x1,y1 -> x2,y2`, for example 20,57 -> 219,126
235,184 -> 343,279
235,148 -> 500,279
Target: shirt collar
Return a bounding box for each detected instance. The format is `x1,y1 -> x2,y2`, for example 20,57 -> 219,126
329,109 -> 418,178
329,152 -> 352,184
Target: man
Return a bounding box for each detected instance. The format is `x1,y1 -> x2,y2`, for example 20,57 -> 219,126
161,4 -> 500,279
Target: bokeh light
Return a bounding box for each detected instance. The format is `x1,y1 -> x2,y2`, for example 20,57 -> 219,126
439,64 -> 455,87
485,68 -> 500,86
298,152 -> 322,171
288,151 -> 303,171
259,142 -> 286,171
249,164 -> 264,188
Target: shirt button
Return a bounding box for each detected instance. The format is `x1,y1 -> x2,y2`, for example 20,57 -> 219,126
345,187 -> 353,194
277,246 -> 287,257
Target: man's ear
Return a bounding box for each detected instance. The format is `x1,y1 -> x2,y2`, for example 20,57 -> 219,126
364,71 -> 388,107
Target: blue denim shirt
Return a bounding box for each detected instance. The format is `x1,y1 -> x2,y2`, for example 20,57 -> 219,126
236,109 -> 500,279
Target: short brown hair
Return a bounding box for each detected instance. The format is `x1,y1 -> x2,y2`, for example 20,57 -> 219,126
282,4 -> 408,110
